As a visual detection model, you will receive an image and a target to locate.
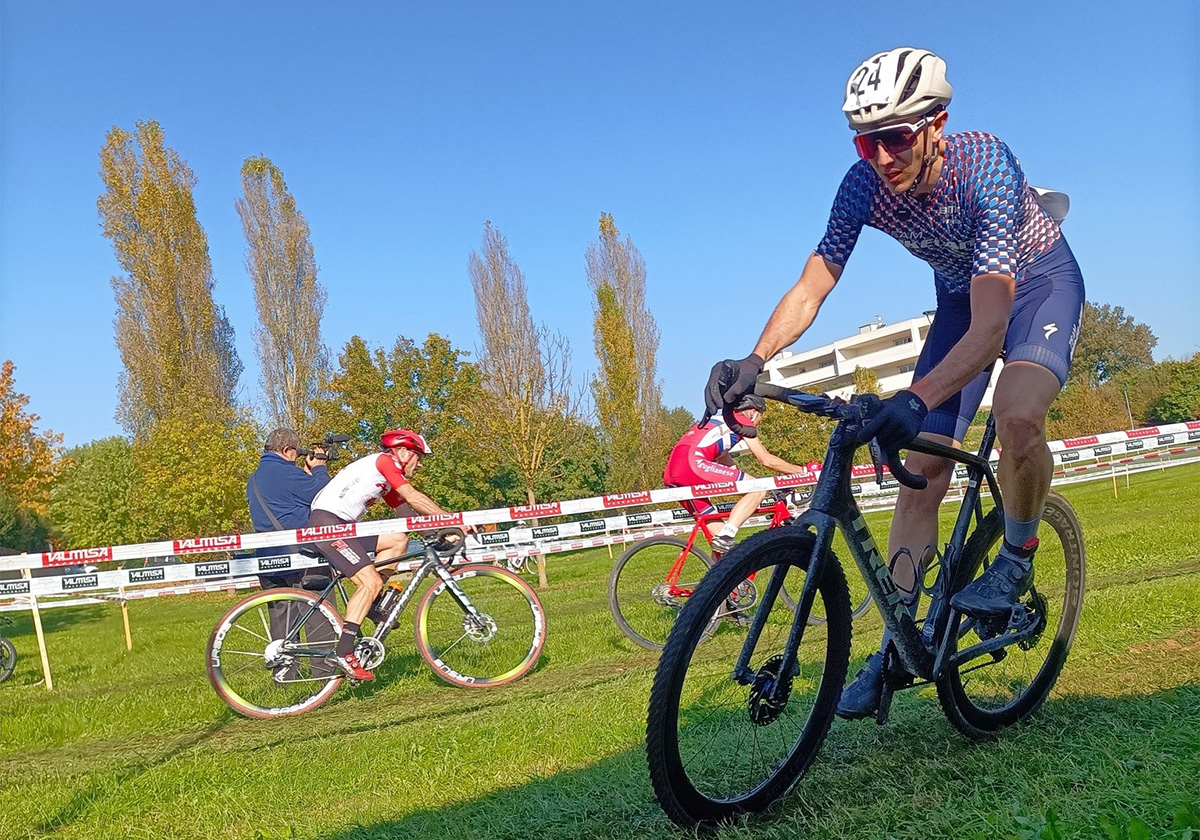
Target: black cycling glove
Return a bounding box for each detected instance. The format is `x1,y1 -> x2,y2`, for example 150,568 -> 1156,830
701,354 -> 765,425
857,389 -> 928,452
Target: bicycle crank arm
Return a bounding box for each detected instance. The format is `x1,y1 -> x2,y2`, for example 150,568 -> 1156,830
947,613 -> 1043,669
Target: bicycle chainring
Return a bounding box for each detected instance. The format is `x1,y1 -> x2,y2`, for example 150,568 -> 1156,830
354,636 -> 387,670
747,654 -> 794,726
729,578 -> 758,610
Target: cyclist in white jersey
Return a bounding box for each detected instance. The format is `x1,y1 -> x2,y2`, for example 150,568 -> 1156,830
306,429 -> 459,681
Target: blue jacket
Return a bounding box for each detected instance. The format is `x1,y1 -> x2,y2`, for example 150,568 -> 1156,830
246,452 -> 330,534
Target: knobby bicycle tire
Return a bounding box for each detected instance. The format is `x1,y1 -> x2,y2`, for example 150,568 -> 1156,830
414,565 -> 546,688
646,527 -> 852,827
207,588 -> 344,719
608,537 -> 715,651
0,636 -> 16,684
936,492 -> 1086,739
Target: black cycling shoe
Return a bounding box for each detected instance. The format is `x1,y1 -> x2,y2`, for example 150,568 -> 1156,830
951,542 -> 1036,619
835,651 -> 884,720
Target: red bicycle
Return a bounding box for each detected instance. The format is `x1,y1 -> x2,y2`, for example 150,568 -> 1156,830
608,490 -> 871,650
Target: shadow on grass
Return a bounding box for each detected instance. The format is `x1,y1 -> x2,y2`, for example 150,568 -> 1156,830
2,603 -> 110,637
309,684 -> 1200,840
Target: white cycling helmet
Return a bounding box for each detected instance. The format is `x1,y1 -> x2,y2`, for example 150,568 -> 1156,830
842,47 -> 952,130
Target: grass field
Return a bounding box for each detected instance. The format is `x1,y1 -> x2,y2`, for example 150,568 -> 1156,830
1,466 -> 1198,840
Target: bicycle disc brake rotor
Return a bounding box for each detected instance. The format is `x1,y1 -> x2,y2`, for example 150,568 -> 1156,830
652,583 -> 685,609
730,579 -> 758,610
747,654 -> 794,726
354,637 -> 387,670
463,613 -> 498,643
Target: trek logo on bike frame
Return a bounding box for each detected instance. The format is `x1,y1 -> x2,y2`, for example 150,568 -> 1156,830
846,513 -> 906,621
298,523 -> 356,541
174,536 -> 241,554
42,546 -> 112,566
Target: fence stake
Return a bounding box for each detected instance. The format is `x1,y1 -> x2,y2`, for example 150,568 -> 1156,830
119,587 -> 133,652
23,569 -> 53,691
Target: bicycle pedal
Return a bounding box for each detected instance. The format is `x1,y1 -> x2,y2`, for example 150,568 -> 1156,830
874,683 -> 894,726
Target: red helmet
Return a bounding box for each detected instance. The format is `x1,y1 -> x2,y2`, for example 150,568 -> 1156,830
379,429 -> 431,455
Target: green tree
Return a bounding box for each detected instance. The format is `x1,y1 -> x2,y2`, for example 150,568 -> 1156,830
1145,354 -> 1200,423
586,213 -> 666,491
311,334 -> 501,512
236,156 -> 329,432
48,437 -> 140,548
0,492 -> 51,553
98,120 -> 242,437
852,366 -> 881,395
1070,301 -> 1156,388
130,415 -> 261,541
468,221 -> 582,505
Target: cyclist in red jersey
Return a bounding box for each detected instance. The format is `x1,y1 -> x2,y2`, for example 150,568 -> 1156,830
664,393 -> 807,557
307,428 -> 462,681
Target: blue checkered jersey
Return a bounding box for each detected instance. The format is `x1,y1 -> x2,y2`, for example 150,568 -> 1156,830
815,132 -> 1061,297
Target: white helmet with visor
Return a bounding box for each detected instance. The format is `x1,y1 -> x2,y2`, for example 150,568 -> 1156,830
842,47 -> 952,131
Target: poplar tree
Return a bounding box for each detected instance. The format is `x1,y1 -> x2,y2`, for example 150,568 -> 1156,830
98,120 -> 242,438
469,221 -> 581,506
236,156 -> 329,432
586,213 -> 666,490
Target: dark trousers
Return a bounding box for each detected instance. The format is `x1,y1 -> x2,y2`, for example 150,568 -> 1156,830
259,572 -> 336,679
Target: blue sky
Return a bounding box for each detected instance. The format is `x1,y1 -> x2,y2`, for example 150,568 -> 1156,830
2,2 -> 1197,449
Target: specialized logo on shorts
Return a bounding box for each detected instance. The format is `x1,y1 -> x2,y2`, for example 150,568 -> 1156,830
1043,323 -> 1058,340
331,539 -> 361,565
61,574 -> 99,591
196,561 -> 231,577
509,502 -> 562,519
408,512 -> 464,529
298,523 -> 356,542
42,546 -> 113,566
128,567 -> 165,584
602,491 -> 652,508
174,536 -> 241,554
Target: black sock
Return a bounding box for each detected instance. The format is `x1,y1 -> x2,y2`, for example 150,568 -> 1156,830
336,622 -> 361,657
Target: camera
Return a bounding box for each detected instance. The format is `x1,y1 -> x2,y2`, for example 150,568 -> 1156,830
297,433 -> 351,461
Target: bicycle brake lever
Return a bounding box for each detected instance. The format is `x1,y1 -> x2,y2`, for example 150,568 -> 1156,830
869,438 -> 885,485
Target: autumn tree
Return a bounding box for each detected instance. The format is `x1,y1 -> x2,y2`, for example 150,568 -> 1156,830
49,437 -> 140,548
98,120 -> 242,438
0,360 -> 61,550
1070,301 -> 1156,387
310,334 -> 500,512
586,213 -> 666,491
236,156 -> 329,432
852,365 -> 881,395
468,222 -> 581,505
129,415 -> 261,541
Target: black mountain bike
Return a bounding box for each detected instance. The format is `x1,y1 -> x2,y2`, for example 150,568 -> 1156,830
207,531 -> 546,718
646,384 -> 1085,827
0,616 -> 16,684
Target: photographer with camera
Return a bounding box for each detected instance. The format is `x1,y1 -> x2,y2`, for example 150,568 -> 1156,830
247,428 -> 334,678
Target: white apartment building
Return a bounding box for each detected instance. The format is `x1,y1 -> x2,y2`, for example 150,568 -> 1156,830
762,312 -> 1002,405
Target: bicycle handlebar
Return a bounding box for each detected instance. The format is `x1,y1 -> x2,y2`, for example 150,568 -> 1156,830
752,382 -> 928,491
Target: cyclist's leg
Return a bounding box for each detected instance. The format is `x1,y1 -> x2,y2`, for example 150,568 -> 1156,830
954,240 -> 1083,616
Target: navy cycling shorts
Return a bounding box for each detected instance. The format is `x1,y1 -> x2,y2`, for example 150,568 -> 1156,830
916,236 -> 1085,442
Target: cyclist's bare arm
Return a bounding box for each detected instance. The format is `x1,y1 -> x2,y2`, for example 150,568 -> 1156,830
743,436 -> 806,474
751,254 -> 842,360
907,273 -> 1013,410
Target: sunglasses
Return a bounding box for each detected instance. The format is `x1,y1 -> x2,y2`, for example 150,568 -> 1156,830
852,113 -> 936,160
